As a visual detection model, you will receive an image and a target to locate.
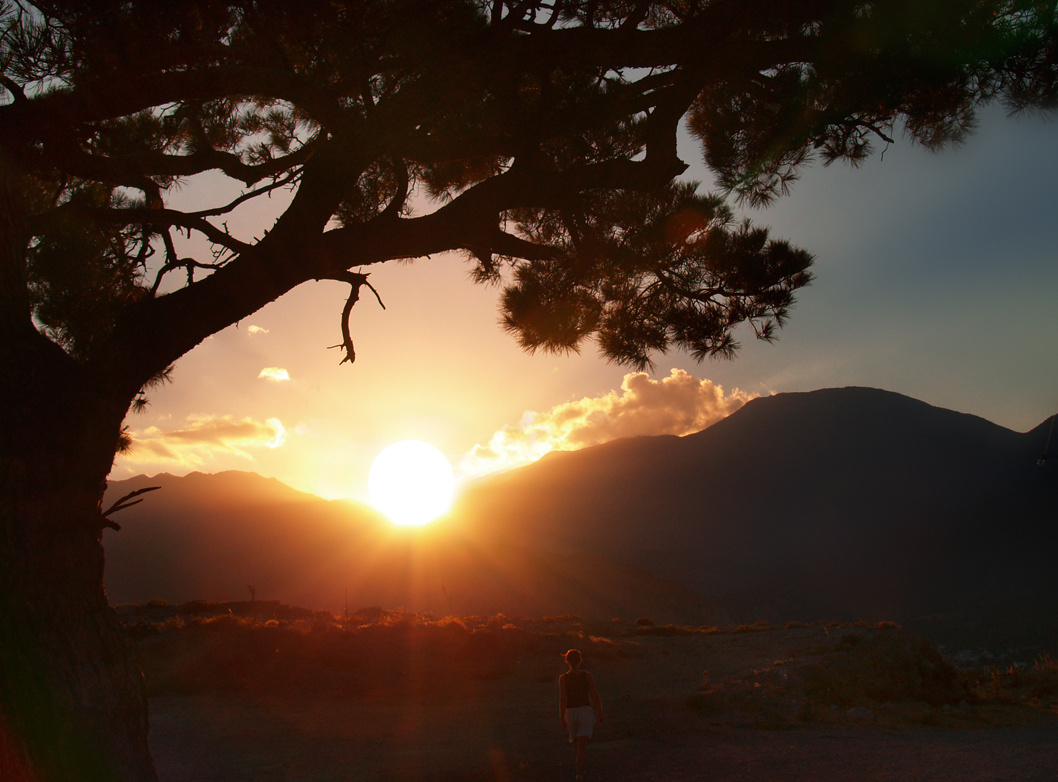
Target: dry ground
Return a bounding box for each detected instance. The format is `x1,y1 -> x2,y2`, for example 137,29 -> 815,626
132,611 -> 1058,781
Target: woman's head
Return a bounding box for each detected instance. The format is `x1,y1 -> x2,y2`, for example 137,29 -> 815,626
564,648 -> 582,668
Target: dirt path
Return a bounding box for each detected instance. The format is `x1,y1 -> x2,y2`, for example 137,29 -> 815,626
149,691 -> 1058,781
146,627 -> 1058,781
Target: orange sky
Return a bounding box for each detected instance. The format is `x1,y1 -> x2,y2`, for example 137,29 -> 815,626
111,107 -> 1058,504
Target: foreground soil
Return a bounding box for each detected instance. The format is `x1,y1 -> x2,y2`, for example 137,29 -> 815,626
133,611 -> 1058,781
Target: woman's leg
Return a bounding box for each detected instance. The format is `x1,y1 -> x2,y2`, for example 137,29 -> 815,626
574,736 -> 589,777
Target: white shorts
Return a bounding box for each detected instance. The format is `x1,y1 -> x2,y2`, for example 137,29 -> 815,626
566,705 -> 595,742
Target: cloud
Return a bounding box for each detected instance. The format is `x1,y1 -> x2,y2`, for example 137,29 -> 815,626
247,325 -> 269,335
120,415 -> 287,469
459,369 -> 754,478
258,367 -> 290,381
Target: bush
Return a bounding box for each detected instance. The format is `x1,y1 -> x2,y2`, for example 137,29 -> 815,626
487,614 -> 514,630
198,613 -> 254,631
632,624 -> 698,637
801,631 -> 969,707
177,600 -> 218,615
971,655 -> 1058,707
437,616 -> 467,633
158,616 -> 186,631
587,636 -> 621,659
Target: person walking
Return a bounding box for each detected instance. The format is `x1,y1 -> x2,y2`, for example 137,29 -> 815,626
559,648 -> 604,781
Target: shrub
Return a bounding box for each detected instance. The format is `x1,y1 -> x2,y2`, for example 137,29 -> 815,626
198,613 -> 253,631
157,616 -> 186,632
971,655 -> 1058,707
177,600 -> 218,616
437,616 -> 468,632
633,624 -> 697,636
801,631 -> 969,707
353,606 -> 387,622
487,614 -> 510,630
587,636 -> 621,659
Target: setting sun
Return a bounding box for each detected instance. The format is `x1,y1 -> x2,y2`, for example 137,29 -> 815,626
368,440 -> 455,526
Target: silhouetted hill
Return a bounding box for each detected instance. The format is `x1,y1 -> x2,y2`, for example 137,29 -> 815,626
106,387 -> 1058,651
452,387 -> 1058,629
102,471 -> 720,623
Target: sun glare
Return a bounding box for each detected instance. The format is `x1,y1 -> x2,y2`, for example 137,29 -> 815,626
368,440 -> 454,527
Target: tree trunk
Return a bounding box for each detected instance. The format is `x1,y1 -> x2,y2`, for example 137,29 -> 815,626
0,339 -> 158,782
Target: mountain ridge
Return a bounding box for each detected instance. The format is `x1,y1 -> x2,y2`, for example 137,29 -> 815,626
103,470 -> 721,623
105,386 -> 1058,641
451,386 -> 1058,622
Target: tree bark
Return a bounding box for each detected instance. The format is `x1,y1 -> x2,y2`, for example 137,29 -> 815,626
0,329 -> 157,782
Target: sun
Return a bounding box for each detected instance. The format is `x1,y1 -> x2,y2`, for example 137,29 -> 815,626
368,440 -> 455,527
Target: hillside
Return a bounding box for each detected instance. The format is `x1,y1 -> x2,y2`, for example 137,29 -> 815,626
451,387 -> 1058,624
105,387 -> 1058,650
102,472 -> 720,624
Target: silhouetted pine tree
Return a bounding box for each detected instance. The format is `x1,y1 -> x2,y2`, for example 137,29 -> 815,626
0,2 -> 1054,779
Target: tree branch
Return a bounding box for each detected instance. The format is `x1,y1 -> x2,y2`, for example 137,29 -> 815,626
1,65 -> 344,142
66,7 -> 821,401
98,133 -> 367,395
64,206 -> 253,255
314,146 -> 687,275
0,74 -> 27,104
498,9 -> 814,73
184,171 -> 302,220
29,134 -> 318,195
380,158 -> 409,221
321,271 -> 385,365
100,486 -> 160,530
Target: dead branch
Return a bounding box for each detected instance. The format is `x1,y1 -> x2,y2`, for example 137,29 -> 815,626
323,271 -> 386,364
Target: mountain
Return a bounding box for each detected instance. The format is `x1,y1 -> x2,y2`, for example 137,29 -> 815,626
105,387 -> 1058,644
102,471 -> 720,623
451,387 -> 1058,624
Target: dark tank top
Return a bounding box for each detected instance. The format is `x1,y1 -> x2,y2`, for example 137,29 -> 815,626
563,670 -> 590,708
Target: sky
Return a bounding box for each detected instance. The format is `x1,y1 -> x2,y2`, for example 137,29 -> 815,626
111,104 -> 1058,504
